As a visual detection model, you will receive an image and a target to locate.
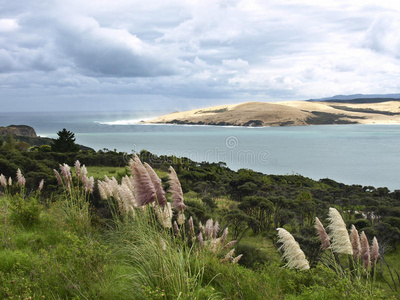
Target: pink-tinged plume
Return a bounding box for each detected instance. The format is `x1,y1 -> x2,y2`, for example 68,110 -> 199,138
370,237 -> 380,268
360,231 -> 370,269
144,162 -> 167,207
129,155 -> 156,206
188,216 -> 194,236
220,228 -> 228,244
213,221 -> 219,239
54,169 -> 62,185
315,217 -> 330,251
173,220 -> 180,236
168,166 -> 186,211
350,225 -> 361,260
198,232 -> 204,248
74,160 -> 81,178
16,169 -> 26,187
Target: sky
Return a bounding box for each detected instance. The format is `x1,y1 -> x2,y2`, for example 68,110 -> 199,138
1,0 -> 400,112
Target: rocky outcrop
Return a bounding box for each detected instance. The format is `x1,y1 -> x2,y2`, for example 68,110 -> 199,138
0,125 -> 37,137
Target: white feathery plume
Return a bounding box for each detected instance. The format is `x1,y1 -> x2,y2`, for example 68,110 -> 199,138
232,254 -> 243,264
222,240 -> 236,250
155,202 -> 173,228
205,219 -> 214,240
85,176 -> 94,194
98,181 -> 108,200
0,174 -> 7,188
209,237 -> 221,253
277,228 -> 310,271
327,208 -> 353,255
177,210 -> 186,225
38,179 -> 44,191
8,177 -> 12,186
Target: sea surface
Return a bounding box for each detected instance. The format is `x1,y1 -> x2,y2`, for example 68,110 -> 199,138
1,110 -> 400,190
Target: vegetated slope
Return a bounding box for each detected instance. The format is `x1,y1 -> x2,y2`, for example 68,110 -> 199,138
147,100 -> 400,127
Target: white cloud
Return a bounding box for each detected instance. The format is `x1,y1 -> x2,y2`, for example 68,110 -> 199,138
0,0 -> 400,111
0,19 -> 19,32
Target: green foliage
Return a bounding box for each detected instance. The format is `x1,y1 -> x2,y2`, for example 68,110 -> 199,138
51,128 -> 80,153
9,196 -> 41,227
235,242 -> 269,269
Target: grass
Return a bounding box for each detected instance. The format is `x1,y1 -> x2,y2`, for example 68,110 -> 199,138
0,167 -> 395,299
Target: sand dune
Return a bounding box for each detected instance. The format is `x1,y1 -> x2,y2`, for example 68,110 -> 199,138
146,100 -> 400,127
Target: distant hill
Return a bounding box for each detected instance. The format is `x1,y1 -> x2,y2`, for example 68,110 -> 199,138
308,93 -> 400,103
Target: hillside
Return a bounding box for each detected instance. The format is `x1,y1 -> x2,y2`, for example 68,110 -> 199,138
147,100 -> 400,127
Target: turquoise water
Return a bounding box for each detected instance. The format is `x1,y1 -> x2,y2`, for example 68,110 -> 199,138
1,111 -> 400,190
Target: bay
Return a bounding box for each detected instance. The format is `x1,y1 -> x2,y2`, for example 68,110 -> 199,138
1,111 -> 400,190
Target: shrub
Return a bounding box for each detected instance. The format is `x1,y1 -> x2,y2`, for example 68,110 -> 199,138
235,243 -> 269,269
9,196 -> 41,227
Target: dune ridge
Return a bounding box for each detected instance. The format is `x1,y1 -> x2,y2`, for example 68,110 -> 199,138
146,100 -> 400,127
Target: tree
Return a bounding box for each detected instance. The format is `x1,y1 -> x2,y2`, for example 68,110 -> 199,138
51,129 -> 79,153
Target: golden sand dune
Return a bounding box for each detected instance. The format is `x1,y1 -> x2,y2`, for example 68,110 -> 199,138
147,100 -> 400,127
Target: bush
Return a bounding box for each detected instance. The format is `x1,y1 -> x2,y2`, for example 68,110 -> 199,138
9,196 -> 41,227
235,243 -> 269,269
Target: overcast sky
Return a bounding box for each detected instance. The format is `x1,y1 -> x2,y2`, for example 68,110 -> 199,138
1,0 -> 400,112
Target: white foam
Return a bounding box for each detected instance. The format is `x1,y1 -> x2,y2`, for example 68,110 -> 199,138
95,118 -> 151,125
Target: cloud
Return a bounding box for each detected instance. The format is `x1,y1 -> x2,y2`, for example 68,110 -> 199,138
1,0 -> 400,111
362,12 -> 400,58
0,19 -> 19,32
52,14 -> 180,77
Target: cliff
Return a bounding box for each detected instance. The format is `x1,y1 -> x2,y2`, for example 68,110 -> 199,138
0,125 -> 37,137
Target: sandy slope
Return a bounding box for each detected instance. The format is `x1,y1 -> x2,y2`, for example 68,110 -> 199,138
146,101 -> 400,127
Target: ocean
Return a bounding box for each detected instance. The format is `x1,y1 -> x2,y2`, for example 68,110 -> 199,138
1,110 -> 400,190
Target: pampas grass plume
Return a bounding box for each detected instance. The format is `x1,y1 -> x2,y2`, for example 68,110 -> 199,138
130,155 -> 156,206
360,231 -> 370,269
327,208 -> 353,255
0,174 -> 7,188
144,162 -> 167,207
232,254 -> 243,264
315,217 -> 330,250
38,179 -> 44,191
198,232 -> 204,248
371,236 -> 379,268
350,225 -> 361,260
277,228 -> 310,271
16,169 -> 26,187
168,166 -> 186,211
220,227 -> 228,244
